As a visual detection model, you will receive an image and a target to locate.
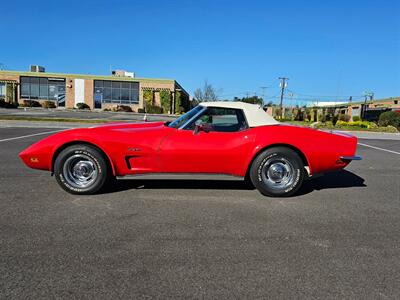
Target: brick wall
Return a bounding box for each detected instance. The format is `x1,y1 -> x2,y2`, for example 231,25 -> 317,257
65,78 -> 74,108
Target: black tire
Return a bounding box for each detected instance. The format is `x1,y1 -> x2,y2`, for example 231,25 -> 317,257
249,147 -> 304,197
54,144 -> 109,195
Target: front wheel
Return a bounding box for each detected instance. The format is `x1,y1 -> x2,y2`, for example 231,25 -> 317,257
249,147 -> 304,197
54,144 -> 109,195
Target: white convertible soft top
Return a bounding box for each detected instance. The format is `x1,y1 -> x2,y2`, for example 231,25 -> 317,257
199,101 -> 279,127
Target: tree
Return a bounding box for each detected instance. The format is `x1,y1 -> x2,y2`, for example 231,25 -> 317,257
193,80 -> 219,102
234,95 -> 264,106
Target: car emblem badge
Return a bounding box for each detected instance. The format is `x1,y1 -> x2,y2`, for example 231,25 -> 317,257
128,147 -> 141,152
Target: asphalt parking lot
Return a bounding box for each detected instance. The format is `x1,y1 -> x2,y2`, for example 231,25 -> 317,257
1,126 -> 399,299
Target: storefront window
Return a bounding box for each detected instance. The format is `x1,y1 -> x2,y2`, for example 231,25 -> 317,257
0,83 -> 5,99
20,76 -> 65,102
93,80 -> 139,104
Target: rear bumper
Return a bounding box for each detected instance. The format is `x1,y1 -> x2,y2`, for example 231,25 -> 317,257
339,155 -> 362,161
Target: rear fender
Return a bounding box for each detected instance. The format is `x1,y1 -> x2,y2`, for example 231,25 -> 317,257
245,143 -> 313,177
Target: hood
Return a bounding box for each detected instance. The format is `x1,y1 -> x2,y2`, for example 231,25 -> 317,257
90,121 -> 165,131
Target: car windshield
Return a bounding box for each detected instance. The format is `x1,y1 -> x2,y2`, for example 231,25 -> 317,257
168,105 -> 203,129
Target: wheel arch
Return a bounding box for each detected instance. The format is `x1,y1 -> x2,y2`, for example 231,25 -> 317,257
245,143 -> 312,179
51,141 -> 116,176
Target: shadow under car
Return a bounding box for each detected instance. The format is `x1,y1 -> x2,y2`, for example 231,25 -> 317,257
102,170 -> 366,196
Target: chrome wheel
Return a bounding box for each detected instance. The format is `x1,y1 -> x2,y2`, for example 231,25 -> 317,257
62,154 -> 98,189
261,157 -> 295,190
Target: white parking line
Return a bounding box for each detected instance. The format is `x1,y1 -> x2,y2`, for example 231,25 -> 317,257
358,142 -> 400,155
0,129 -> 65,143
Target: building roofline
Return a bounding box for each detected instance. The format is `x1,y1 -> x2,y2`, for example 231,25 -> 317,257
0,70 -> 176,84
315,96 -> 400,108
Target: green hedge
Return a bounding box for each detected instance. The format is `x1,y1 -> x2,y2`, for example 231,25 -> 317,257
146,105 -> 163,114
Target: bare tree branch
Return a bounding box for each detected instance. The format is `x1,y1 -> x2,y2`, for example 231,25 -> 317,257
193,80 -> 219,102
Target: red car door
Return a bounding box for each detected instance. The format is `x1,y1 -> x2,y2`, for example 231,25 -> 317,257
159,128 -> 255,176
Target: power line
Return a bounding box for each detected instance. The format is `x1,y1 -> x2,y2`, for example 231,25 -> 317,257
285,89 -> 364,99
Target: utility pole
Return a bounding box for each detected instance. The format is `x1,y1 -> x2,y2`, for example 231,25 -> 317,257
278,77 -> 289,118
260,86 -> 268,104
362,91 -> 374,120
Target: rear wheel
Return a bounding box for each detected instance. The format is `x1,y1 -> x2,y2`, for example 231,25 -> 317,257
54,144 -> 109,195
250,147 -> 304,197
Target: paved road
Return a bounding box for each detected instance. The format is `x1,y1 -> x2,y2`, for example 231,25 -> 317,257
0,127 -> 399,299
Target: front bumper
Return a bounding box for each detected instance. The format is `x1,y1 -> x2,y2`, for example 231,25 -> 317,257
339,156 -> 362,161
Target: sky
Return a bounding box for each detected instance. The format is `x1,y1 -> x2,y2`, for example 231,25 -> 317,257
1,0 -> 399,104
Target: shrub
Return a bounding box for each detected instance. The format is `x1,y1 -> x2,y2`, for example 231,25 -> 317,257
175,91 -> 182,114
325,121 -> 334,128
102,108 -> 111,112
143,90 -> 154,107
0,99 -> 18,108
336,120 -> 373,129
76,102 -> 90,110
378,111 -> 400,128
113,105 -> 133,112
274,108 -> 282,118
20,100 -> 41,107
352,116 -> 361,122
294,110 -> 304,121
159,90 -> 171,113
138,108 -> 146,113
146,105 -> 163,114
338,114 -> 351,122
42,100 -> 56,108
348,121 -> 369,128
335,120 -> 348,128
381,125 -> 399,133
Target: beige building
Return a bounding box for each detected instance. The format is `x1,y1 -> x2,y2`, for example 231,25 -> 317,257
265,97 -> 400,122
0,68 -> 190,113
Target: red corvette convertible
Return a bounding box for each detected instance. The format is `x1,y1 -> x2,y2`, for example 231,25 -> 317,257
20,102 -> 361,197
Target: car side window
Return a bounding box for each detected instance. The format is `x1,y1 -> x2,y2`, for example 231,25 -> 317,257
184,107 -> 248,132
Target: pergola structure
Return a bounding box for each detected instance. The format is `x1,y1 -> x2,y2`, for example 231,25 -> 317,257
0,79 -> 18,104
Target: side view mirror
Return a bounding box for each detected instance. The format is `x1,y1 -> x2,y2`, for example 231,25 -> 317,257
193,123 -> 212,135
